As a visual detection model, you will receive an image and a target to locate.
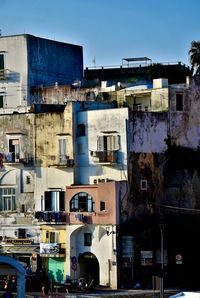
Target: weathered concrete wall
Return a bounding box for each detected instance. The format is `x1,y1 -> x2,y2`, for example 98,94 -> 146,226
129,111 -> 168,153
169,79 -> 200,148
28,35 -> 83,87
34,105 -> 74,209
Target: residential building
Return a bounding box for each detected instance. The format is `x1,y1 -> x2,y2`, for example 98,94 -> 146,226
0,34 -> 83,113
121,76 -> 200,289
65,181 -> 128,289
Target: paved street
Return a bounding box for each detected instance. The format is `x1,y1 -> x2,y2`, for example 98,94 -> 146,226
26,288 -> 179,298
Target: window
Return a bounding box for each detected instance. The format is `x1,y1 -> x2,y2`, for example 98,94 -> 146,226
59,139 -> 68,163
100,201 -> 106,211
70,192 -> 95,212
94,135 -> 120,163
84,233 -> 92,246
176,94 -> 183,111
0,188 -> 16,211
0,95 -> 3,108
0,54 -> 4,80
44,191 -> 65,211
46,231 -> 59,243
18,229 -> 26,239
0,54 -> 4,69
9,139 -> 20,162
49,231 -> 59,243
140,179 -> 148,190
97,135 -> 120,151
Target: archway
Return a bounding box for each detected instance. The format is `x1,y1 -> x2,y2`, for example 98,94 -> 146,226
0,256 -> 26,298
78,252 -> 99,285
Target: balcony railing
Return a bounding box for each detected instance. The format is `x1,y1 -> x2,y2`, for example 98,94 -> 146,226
1,152 -> 34,165
35,211 -> 67,223
91,150 -> 118,163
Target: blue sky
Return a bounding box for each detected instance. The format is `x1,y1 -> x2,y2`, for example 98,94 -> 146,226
1,0 -> 200,68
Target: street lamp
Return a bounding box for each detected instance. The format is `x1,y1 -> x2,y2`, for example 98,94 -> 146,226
160,224 -> 164,298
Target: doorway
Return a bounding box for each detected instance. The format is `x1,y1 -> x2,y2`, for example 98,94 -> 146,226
78,252 -> 99,285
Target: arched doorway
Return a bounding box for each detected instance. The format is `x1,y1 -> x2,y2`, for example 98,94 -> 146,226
0,256 -> 26,297
78,252 -> 99,285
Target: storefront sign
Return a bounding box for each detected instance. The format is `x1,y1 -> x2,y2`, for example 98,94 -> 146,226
6,239 -> 32,245
40,243 -> 60,254
141,250 -> 153,266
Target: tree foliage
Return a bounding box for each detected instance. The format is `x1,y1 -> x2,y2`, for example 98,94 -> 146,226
189,40 -> 200,75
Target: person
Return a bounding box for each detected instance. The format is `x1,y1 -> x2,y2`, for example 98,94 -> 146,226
3,286 -> 14,298
26,265 -> 32,275
41,280 -> 50,297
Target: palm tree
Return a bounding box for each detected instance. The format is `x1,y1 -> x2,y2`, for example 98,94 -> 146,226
189,40 -> 200,75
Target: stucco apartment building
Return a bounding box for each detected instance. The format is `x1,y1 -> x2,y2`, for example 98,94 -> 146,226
2,33 -> 200,291
0,34 -> 83,278
0,33 -> 131,289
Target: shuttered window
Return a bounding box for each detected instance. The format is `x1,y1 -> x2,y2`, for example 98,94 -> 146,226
59,139 -> 68,162
97,135 -> 120,151
44,191 -> 65,211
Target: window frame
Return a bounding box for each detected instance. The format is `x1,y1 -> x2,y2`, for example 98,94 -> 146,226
18,228 -> 26,239
58,138 -> 68,163
0,95 -> 4,108
97,134 -> 120,151
70,192 -> 95,212
140,179 -> 148,190
100,201 -> 106,211
0,188 -> 16,212
44,190 -> 65,212
84,233 -> 92,246
176,93 -> 183,111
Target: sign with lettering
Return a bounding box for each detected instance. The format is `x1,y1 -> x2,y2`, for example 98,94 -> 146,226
6,239 -> 32,245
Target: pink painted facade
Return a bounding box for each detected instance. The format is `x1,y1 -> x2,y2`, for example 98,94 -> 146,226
66,181 -> 127,225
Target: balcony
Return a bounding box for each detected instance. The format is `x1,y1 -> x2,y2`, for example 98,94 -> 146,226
2,152 -> 34,165
68,212 -> 93,224
59,155 -> 74,166
48,155 -> 74,167
35,211 -> 67,224
91,150 -> 118,164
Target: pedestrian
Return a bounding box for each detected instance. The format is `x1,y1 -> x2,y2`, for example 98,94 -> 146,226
41,280 -> 50,297
3,286 -> 14,298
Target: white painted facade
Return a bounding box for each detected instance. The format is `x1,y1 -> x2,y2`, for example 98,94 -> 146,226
66,224 -> 118,288
75,107 -> 129,184
34,167 -> 74,211
0,34 -> 83,113
0,35 -> 28,112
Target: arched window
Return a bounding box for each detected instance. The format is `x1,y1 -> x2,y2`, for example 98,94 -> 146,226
70,192 -> 95,212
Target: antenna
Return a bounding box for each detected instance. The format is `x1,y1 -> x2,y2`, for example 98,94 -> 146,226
92,57 -> 96,68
